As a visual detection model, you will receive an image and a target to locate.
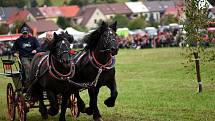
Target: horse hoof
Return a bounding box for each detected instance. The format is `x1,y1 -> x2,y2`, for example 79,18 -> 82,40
39,108 -> 48,119
85,107 -> 93,115
41,113 -> 48,119
94,117 -> 103,121
48,107 -> 59,116
104,98 -> 115,107
59,117 -> 66,121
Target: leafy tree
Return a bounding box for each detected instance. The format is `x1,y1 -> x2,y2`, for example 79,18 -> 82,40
10,21 -> 23,34
128,17 -> 147,30
160,15 -> 178,25
111,15 -> 129,28
0,24 -> 9,35
69,0 -> 90,7
71,23 -> 88,32
0,0 -> 26,8
57,17 -> 71,29
43,0 -> 52,6
31,0 -> 38,7
183,0 -> 210,93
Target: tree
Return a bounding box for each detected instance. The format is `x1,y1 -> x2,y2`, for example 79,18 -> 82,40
0,24 -> 9,34
111,15 -> 129,28
128,17 -> 147,30
183,0 -> 209,93
43,0 -> 52,6
10,22 -> 23,34
69,0 -> 90,7
0,0 -> 26,8
160,15 -> 178,25
31,0 -> 38,7
57,17 -> 71,29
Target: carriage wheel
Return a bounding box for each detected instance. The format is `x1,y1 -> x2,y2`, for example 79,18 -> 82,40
7,83 -> 16,121
70,94 -> 78,118
17,94 -> 27,121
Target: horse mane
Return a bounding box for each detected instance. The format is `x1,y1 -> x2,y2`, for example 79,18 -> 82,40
83,28 -> 101,50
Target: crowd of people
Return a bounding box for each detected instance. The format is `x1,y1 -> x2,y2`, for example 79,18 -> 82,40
117,28 -> 184,49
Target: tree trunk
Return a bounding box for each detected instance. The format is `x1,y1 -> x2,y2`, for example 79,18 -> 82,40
193,52 -> 202,93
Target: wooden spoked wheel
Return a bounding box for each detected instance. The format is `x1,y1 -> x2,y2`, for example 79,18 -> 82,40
17,95 -> 27,121
7,83 -> 16,121
70,94 -> 78,118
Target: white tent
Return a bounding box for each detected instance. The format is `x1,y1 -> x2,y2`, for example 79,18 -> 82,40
64,27 -> 86,41
38,28 -> 64,38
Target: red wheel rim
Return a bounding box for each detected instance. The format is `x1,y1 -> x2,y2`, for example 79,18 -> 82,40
70,94 -> 78,118
7,83 -> 15,121
17,95 -> 26,121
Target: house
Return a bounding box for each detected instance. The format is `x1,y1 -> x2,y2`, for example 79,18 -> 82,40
39,6 -> 63,23
85,3 -> 132,20
58,5 -> 80,24
27,7 -> 45,20
0,7 -> 19,25
125,2 -> 149,18
143,1 -> 163,22
76,7 -> 106,29
58,5 -> 80,18
21,19 -> 59,36
7,9 -> 35,26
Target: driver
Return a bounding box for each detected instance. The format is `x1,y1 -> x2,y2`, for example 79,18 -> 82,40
12,27 -> 40,85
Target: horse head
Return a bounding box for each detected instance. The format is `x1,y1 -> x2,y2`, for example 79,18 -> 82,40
49,32 -> 73,67
85,21 -> 119,56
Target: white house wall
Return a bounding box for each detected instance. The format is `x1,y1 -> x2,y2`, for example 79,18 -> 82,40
86,8 -> 106,29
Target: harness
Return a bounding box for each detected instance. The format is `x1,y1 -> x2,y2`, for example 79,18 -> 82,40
67,50 -> 115,91
26,49 -> 115,93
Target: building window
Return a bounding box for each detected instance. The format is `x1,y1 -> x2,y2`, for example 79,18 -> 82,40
94,19 -> 97,23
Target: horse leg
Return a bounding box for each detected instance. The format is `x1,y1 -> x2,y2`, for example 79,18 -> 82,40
38,90 -> 48,119
85,88 -> 103,121
74,92 -> 85,113
104,79 -> 118,107
59,93 -> 70,121
47,90 -> 59,116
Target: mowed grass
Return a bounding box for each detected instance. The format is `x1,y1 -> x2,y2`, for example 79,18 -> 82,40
0,48 -> 215,121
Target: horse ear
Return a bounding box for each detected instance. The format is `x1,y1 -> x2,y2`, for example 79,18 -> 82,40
69,35 -> 74,44
65,31 -> 68,34
53,32 -> 58,39
100,21 -> 108,32
110,21 -> 117,32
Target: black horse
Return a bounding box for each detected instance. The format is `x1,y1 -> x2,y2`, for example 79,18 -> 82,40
28,32 -> 79,121
73,21 -> 119,121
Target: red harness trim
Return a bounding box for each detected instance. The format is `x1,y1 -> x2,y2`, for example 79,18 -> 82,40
90,51 -> 114,70
47,55 -> 75,80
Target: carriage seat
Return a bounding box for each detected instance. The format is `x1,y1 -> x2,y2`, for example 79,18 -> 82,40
1,59 -> 20,77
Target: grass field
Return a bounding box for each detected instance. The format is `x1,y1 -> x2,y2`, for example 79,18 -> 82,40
0,47 -> 215,121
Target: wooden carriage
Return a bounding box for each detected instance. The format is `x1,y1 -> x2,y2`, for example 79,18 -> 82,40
0,58 -> 78,121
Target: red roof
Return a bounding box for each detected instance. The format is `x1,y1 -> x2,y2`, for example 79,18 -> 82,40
59,5 -> 80,18
0,34 -> 22,42
164,7 -> 178,15
39,6 -> 62,18
7,10 -> 30,24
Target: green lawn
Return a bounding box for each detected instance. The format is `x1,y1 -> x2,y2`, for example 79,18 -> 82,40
0,48 -> 215,121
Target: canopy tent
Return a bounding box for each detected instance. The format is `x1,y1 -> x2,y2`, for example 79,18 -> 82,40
38,28 -> 63,38
116,28 -> 129,38
64,27 -> 86,41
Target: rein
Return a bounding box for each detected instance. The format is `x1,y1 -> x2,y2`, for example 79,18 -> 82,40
47,55 -> 75,80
